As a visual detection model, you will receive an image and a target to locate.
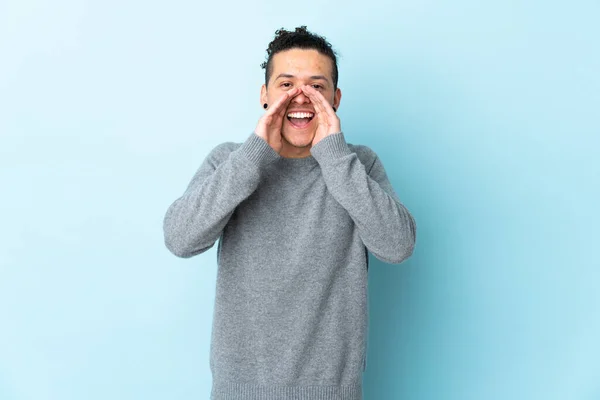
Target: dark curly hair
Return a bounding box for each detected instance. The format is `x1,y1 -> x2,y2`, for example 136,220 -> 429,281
261,26 -> 339,90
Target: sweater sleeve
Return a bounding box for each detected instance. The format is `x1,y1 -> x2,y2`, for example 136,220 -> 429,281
163,132 -> 280,258
310,132 -> 417,264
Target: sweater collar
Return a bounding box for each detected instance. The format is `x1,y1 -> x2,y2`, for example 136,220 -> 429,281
275,153 -> 319,167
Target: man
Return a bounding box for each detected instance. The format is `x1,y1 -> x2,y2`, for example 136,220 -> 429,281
163,26 -> 416,400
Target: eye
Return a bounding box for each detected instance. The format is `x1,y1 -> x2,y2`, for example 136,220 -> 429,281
312,84 -> 323,90
281,82 -> 292,88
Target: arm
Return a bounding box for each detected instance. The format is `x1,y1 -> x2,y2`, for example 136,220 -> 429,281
163,133 -> 279,258
163,88 -> 302,258
310,132 -> 417,264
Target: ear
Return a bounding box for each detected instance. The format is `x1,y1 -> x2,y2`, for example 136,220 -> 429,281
260,84 -> 267,107
333,87 -> 342,111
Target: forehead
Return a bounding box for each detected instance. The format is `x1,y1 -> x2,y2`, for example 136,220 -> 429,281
270,48 -> 333,80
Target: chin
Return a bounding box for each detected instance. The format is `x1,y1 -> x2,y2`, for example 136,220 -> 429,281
282,130 -> 315,148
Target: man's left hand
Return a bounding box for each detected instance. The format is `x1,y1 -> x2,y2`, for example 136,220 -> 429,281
300,85 -> 341,146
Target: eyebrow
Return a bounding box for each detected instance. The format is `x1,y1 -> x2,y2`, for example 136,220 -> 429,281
275,73 -> 330,84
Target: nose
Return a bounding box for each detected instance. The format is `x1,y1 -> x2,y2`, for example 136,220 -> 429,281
291,89 -> 310,104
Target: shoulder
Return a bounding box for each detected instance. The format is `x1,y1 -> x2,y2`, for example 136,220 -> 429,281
210,140 -> 242,155
203,140 -> 242,166
347,141 -> 379,173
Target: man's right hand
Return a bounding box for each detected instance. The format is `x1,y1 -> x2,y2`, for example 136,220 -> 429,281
254,87 -> 300,154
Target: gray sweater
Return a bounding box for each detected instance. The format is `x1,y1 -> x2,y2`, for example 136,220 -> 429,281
163,131 -> 416,400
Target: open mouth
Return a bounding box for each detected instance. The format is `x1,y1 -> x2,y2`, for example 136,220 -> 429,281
286,111 -> 315,129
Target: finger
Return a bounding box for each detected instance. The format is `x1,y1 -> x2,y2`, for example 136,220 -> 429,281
276,88 -> 300,119
266,88 -> 300,117
300,86 -> 328,119
302,85 -> 335,116
299,85 -> 318,104
301,86 -> 329,123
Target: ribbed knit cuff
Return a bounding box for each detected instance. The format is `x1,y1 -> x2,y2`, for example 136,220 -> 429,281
211,381 -> 363,400
236,132 -> 281,169
310,132 -> 352,163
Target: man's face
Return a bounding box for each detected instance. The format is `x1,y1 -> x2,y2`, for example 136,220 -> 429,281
261,48 -> 342,156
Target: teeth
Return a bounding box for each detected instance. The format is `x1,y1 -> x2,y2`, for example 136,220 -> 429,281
287,112 -> 314,118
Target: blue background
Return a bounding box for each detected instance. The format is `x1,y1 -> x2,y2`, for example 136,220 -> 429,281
1,0 -> 598,399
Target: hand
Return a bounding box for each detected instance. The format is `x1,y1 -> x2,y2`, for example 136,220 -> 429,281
300,85 -> 341,146
254,87 -> 301,154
